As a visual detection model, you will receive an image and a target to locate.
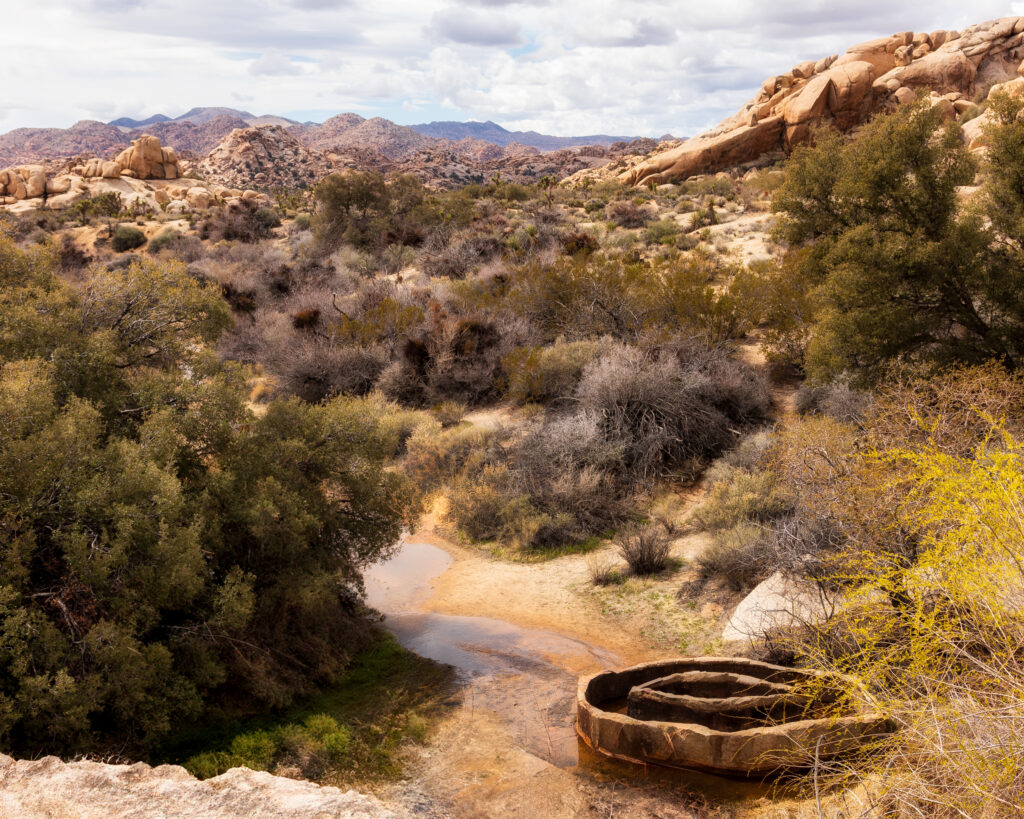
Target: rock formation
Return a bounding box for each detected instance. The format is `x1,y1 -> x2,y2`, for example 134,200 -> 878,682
0,754 -> 399,819
198,125 -> 339,190
80,134 -> 180,180
622,16 -> 1024,185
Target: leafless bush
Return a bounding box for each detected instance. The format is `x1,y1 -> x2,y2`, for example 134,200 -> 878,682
58,234 -> 93,273
198,199 -> 281,243
419,234 -> 504,279
274,339 -> 388,402
586,552 -> 623,586
616,524 -> 671,575
796,378 -> 872,423
575,343 -> 771,480
608,201 -> 650,228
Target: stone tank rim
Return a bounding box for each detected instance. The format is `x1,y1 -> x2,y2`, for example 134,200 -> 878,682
576,656 -> 892,778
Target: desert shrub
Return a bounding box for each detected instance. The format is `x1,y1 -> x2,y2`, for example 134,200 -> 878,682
697,523 -> 774,591
419,234 -> 503,279
867,363 -> 1024,454
502,339 -> 603,404
756,253 -> 816,372
446,466 -> 522,542
708,430 -> 776,475
274,340 -> 389,402
682,176 -> 735,198
772,101 -> 1016,384
291,308 -> 321,330
687,206 -> 718,232
402,422 -> 498,491
0,237 -> 413,756
738,169 -> 785,205
646,255 -> 766,342
509,411 -> 630,536
560,230 -> 599,255
447,468 -> 579,550
89,191 -> 124,218
147,227 -> 181,255
644,218 -> 680,246
377,310 -> 507,407
795,378 -> 872,423
503,255 -> 647,341
616,524 -> 671,575
586,552 -> 623,585
332,293 -> 425,347
313,172 -> 440,254
199,200 -> 281,243
607,200 -> 649,228
574,342 -> 772,480
783,423 -> 1024,815
57,234 -> 93,272
696,469 -> 790,531
380,243 -> 415,275
111,224 -> 146,252
430,400 -> 466,428
294,212 -> 312,231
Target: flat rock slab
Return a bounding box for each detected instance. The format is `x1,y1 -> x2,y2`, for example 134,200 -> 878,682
0,754 -> 400,819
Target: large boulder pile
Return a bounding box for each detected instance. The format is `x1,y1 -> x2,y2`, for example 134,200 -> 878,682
198,125 -> 336,190
0,754 -> 400,819
623,16 -> 1024,185
80,133 -> 180,180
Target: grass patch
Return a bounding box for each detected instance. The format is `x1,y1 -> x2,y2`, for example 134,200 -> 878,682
161,630 -> 456,786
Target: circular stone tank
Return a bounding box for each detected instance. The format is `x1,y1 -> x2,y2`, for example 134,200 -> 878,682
577,657 -> 891,777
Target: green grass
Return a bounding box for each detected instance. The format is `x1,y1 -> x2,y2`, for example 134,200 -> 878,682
468,531 -> 611,562
161,630 -> 456,785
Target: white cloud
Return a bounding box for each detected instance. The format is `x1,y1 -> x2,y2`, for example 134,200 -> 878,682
249,53 -> 304,76
4,0 -> 1021,136
429,7 -> 524,46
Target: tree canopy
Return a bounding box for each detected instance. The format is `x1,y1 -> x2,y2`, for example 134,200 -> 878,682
772,100 -> 1024,384
0,235 -> 414,755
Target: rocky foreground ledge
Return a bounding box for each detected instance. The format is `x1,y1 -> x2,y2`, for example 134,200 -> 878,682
0,754 -> 399,818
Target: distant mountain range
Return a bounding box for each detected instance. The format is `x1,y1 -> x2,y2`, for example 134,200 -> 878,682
0,105 -> 660,171
409,120 -> 640,150
110,108 -> 306,130
102,108 -> 645,151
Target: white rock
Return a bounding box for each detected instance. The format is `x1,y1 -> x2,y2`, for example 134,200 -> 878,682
0,754 -> 400,819
722,571 -> 829,645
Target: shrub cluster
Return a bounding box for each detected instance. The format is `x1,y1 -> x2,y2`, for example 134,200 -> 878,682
0,236 -> 414,756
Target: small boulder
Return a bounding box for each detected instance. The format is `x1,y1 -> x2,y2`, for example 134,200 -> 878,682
45,176 -> 72,195
186,187 -> 212,209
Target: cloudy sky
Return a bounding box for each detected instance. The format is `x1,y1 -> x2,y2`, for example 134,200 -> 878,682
2,0 -> 1022,137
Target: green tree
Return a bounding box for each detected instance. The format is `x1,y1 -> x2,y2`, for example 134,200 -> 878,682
771,101 -> 1022,384
312,171 -> 439,253
0,234 -> 414,755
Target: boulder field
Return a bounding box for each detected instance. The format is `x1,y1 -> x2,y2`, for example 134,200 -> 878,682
0,131 -> 269,215
613,16 -> 1024,186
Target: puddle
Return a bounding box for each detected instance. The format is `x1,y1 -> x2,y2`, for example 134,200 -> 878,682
364,540 -> 617,767
365,540 -> 785,807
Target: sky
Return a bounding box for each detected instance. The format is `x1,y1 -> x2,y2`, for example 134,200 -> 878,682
1,0 -> 1022,137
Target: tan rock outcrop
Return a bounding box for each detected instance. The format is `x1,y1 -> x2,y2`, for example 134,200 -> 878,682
185,186 -> 213,209
0,754 -> 399,819
81,133 -> 181,181
622,17 -> 1024,186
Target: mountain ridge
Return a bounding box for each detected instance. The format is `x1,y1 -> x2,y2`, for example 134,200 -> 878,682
409,119 -> 642,150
